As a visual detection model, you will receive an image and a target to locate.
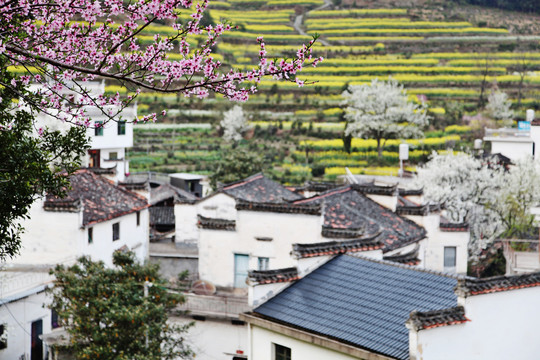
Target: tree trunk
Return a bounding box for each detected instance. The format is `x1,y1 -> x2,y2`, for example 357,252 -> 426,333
517,73 -> 525,109
377,137 -> 382,158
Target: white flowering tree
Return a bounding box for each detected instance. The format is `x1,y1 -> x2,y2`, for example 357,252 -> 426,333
415,153 -> 540,257
486,91 -> 515,126
220,105 -> 251,142
342,78 -> 430,157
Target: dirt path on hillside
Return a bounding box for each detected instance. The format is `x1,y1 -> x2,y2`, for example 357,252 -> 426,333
293,0 -> 333,46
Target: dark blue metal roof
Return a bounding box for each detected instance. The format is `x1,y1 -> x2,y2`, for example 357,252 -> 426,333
254,255 -> 458,360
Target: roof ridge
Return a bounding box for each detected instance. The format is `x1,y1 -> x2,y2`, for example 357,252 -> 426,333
408,306 -> 469,331
221,172 -> 264,190
347,253 -> 467,280
457,271 -> 540,296
293,185 -> 352,204
236,199 -> 321,215
292,235 -> 384,259
348,189 -> 427,251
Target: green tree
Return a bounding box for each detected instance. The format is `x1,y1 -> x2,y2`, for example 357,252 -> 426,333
210,148 -> 265,189
0,65 -> 88,260
48,251 -> 192,360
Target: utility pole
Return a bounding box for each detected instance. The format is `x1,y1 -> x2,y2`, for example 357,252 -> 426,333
144,281 -> 153,350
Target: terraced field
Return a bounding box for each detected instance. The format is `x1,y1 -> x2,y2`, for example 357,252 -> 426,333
122,2 -> 540,182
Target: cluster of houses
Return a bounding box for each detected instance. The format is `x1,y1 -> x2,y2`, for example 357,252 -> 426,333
2,89 -> 540,359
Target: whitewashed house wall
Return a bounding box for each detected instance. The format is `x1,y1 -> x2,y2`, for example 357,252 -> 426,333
412,286 -> 540,360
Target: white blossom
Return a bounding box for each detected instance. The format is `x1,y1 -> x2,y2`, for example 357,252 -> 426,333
486,91 -> 514,125
414,153 -> 540,258
342,78 -> 430,155
220,105 -> 251,142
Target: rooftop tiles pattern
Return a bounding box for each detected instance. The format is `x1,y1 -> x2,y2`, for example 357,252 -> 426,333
458,272 -> 540,296
236,200 -> 321,215
149,206 -> 175,226
254,255 -> 458,360
221,173 -> 303,203
248,267 -> 299,285
44,170 -> 148,226
295,186 -> 426,252
150,182 -> 197,205
292,236 -> 383,258
197,215 -> 236,231
408,306 -> 469,331
383,245 -> 421,265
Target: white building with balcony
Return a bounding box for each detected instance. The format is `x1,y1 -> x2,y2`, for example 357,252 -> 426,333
33,81 -> 137,183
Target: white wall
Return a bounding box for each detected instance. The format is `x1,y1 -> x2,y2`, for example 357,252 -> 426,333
249,325 -> 359,360
489,139 -> 533,160
12,199 -> 81,266
175,193 -> 236,243
14,200 -> 148,268
414,287 -> 540,360
366,193 -> 397,211
0,291 -> 52,360
171,317 -> 248,360
198,210 -> 322,288
404,213 -> 469,274
83,209 -> 149,267
87,107 -> 134,151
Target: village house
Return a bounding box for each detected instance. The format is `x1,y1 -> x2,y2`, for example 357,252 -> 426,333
0,169 -> 149,360
170,173 -> 470,360
241,253 -> 540,360
34,81 -> 137,183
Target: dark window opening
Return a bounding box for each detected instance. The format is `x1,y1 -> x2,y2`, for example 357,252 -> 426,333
94,121 -> 103,136
274,343 -> 291,360
136,211 -> 140,226
88,227 -> 93,244
258,257 -> 269,271
113,223 -> 120,241
0,324 -> 7,350
88,149 -> 100,168
31,319 -> 43,360
118,121 -> 126,135
51,310 -> 60,329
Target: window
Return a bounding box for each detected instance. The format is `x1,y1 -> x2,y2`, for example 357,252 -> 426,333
136,211 -> 140,226
88,227 -> 93,244
444,246 -> 457,270
94,121 -> 103,136
258,257 -> 269,271
118,121 -> 126,135
234,254 -> 249,288
273,343 -> 291,360
0,323 -> 7,350
112,222 -> 120,241
51,310 -> 60,329
109,152 -> 118,160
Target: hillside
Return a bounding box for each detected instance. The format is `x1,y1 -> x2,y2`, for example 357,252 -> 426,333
125,0 -> 540,183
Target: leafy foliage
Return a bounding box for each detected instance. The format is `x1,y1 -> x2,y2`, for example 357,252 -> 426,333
209,148 -> 265,189
0,65 -> 88,260
342,78 -> 430,157
48,251 -> 192,360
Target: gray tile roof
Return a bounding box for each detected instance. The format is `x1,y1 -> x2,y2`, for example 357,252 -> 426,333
221,173 -> 303,203
295,186 -> 427,252
44,170 -> 148,226
253,255 -> 459,360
